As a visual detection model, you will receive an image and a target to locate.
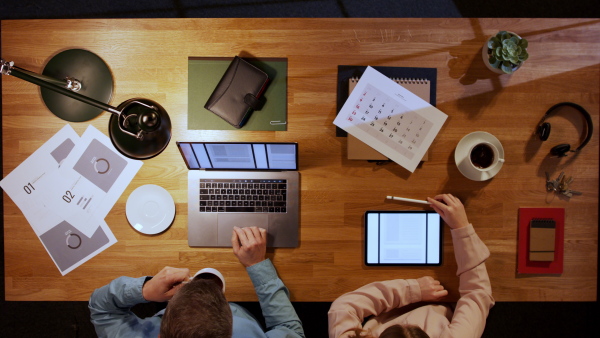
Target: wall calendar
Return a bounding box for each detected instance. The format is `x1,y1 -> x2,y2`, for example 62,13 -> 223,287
334,66 -> 448,172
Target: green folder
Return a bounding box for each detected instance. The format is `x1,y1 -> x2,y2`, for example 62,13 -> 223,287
188,57 -> 287,131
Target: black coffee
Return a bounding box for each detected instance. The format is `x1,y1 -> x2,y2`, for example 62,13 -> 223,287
470,143 -> 495,169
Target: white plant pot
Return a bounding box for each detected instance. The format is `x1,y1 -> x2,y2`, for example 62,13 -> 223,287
482,31 -> 524,74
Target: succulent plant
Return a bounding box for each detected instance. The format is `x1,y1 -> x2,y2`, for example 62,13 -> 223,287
487,31 -> 529,74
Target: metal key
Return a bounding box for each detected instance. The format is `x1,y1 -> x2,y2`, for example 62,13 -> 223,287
559,176 -> 579,194
565,176 -> 574,186
555,172 -> 565,185
558,175 -> 569,192
553,172 -> 565,191
559,175 -> 581,198
545,172 -> 558,192
545,171 -> 564,192
561,189 -> 582,198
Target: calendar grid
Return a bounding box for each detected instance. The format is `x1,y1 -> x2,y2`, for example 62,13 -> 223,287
347,84 -> 435,161
334,66 -> 447,172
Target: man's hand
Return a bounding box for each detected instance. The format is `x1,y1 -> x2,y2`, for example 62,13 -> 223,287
427,193 -> 470,229
142,266 -> 190,302
417,276 -> 448,301
231,226 -> 267,267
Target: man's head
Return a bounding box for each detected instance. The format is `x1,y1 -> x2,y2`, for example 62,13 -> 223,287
160,277 -> 232,338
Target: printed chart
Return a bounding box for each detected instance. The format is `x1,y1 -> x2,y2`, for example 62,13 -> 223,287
0,125 -> 142,275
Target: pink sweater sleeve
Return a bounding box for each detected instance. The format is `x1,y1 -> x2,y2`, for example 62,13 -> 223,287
328,278 -> 422,338
328,224 -> 494,338
442,224 -> 495,338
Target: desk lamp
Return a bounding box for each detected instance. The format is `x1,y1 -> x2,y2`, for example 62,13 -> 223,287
0,49 -> 171,160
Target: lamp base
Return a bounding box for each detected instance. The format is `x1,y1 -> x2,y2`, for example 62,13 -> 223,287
109,98 -> 172,160
41,49 -> 113,122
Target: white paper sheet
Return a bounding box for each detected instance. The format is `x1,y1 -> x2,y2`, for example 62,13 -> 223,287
39,218 -> 117,275
334,66 -> 448,172
37,125 -> 143,237
0,124 -> 80,235
0,124 -> 137,275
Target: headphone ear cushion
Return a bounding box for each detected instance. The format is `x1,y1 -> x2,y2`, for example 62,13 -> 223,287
538,122 -> 551,141
551,144 -> 571,157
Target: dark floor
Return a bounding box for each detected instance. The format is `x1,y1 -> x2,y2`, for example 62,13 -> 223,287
1,1 -> 599,337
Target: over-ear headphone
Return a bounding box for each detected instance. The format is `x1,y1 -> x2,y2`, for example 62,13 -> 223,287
537,102 -> 594,157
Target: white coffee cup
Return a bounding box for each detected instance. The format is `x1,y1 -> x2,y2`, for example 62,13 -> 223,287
192,268 -> 226,293
468,141 -> 504,171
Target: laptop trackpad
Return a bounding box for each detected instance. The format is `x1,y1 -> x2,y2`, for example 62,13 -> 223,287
217,213 -> 269,246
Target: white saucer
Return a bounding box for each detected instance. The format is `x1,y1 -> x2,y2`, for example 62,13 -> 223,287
126,184 -> 175,235
454,131 -> 505,181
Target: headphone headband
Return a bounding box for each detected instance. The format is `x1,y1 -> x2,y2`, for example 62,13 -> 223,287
538,102 -> 593,154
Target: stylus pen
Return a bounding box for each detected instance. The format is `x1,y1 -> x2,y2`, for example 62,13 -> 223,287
386,195 -> 431,205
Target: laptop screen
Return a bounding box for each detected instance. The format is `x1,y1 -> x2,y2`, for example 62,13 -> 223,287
177,142 -> 298,170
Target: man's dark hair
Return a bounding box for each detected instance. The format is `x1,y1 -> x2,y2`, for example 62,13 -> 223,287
160,278 -> 233,338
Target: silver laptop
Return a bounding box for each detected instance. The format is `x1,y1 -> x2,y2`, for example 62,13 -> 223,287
177,142 -> 299,247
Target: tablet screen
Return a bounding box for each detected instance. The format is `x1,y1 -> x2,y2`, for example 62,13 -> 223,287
365,210 -> 442,266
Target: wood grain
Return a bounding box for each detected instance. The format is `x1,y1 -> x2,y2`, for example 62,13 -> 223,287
2,18 -> 598,301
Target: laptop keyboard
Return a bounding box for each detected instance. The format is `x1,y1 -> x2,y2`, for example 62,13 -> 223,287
199,179 -> 287,213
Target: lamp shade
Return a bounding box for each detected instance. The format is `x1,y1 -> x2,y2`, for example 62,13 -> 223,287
41,49 -> 113,122
109,98 -> 172,160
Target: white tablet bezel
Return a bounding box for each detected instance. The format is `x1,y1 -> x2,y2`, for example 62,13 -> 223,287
365,210 -> 443,266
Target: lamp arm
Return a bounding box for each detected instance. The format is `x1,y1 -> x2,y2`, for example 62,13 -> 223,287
1,58 -> 166,146
1,59 -> 120,116
11,66 -> 81,92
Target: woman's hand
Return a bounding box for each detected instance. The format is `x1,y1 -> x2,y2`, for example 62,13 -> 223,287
417,276 -> 448,301
427,194 -> 470,229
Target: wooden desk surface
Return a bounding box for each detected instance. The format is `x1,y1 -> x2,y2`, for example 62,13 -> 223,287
2,18 -> 598,302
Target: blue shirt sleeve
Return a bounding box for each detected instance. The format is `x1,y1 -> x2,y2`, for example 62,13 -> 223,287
89,260 -> 305,338
244,259 -> 305,338
88,276 -> 162,338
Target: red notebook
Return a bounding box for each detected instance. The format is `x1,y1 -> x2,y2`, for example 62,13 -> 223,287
517,208 -> 565,274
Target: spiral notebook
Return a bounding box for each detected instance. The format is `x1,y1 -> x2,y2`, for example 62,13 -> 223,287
334,66 -> 446,172
348,76 -> 431,161
517,207 -> 565,274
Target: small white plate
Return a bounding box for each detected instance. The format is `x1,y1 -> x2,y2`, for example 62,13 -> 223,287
126,184 -> 175,235
454,131 -> 505,181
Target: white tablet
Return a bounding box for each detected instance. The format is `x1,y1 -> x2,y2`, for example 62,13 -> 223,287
365,210 -> 443,266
